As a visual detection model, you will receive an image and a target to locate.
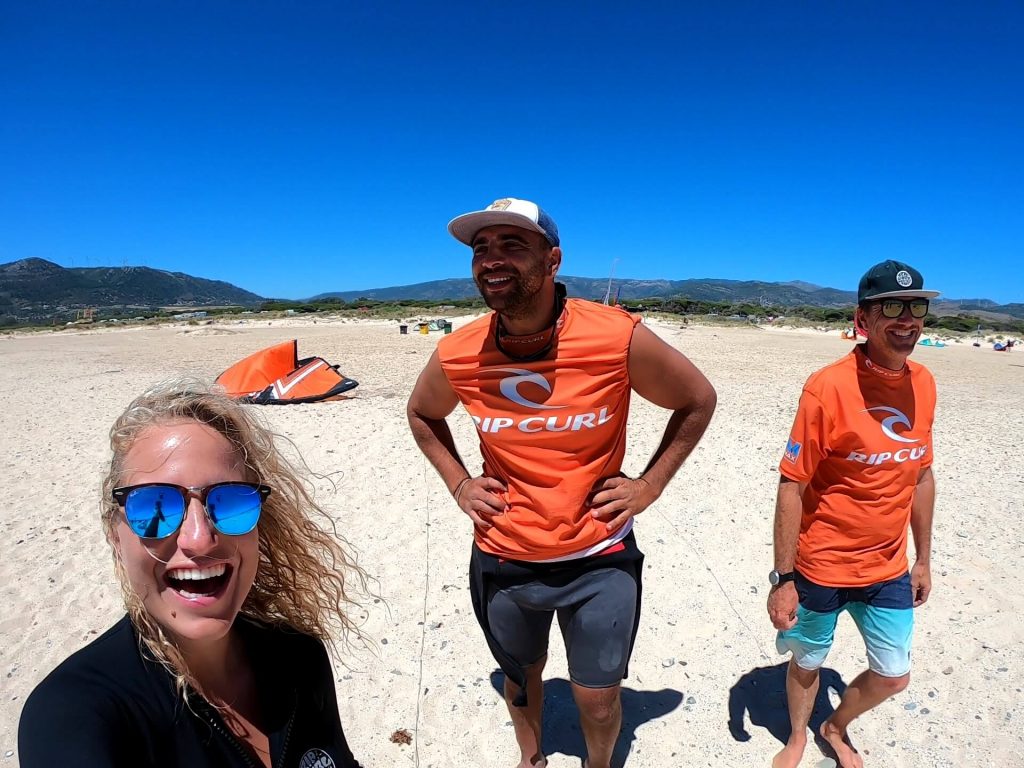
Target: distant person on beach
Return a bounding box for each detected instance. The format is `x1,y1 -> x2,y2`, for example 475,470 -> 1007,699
407,197 -> 716,768
19,380 -> 366,767
767,260 -> 940,768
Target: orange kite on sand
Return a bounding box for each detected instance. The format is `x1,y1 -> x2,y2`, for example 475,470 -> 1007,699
216,340 -> 358,404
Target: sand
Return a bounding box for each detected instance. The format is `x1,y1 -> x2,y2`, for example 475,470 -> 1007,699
1,316 -> 1021,767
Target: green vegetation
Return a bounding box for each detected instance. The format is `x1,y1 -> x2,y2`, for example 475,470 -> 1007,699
258,296 -> 486,318
618,297 -> 852,322
0,305 -> 249,331
5,293 -> 1023,338
617,297 -> 1024,336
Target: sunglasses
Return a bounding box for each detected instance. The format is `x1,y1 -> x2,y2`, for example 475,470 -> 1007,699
878,299 -> 929,319
111,482 -> 271,539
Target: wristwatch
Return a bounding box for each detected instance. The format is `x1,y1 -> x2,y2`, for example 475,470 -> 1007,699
769,569 -> 796,587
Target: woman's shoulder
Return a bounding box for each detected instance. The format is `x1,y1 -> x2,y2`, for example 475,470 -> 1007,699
19,616 -> 165,762
237,617 -> 330,674
236,618 -> 337,711
26,616 -> 146,701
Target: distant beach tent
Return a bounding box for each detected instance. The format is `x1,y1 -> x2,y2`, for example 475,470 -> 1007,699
216,340 -> 358,404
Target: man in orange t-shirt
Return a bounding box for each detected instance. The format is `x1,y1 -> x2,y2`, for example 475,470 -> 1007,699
767,260 -> 939,768
407,198 -> 716,768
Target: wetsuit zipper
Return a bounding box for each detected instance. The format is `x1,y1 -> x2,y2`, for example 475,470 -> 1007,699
199,704 -> 258,767
278,690 -> 298,765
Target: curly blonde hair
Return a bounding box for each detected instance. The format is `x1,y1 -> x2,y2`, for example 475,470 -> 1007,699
101,378 -> 366,697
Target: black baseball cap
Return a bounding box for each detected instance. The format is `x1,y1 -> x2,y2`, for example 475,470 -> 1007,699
857,260 -> 940,303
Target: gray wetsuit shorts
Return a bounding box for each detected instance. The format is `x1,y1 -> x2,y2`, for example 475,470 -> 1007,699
486,563 -> 638,688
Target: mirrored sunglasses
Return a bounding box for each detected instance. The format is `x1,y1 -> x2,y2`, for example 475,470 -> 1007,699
111,482 -> 271,539
880,299 -> 929,319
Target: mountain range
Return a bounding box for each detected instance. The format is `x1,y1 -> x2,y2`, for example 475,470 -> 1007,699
312,276 -> 1024,320
2,257 -> 1021,323
312,276 -> 857,305
1,258 -> 263,323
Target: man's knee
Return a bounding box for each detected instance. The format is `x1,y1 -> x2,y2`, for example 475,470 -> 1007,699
573,685 -> 621,727
788,659 -> 820,687
525,655 -> 548,679
874,671 -> 910,696
505,655 -> 548,694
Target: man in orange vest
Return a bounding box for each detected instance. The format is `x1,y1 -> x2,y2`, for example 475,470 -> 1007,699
767,260 -> 939,768
407,198 -> 717,768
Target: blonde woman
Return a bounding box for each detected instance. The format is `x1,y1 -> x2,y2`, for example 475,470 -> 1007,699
19,380 -> 365,768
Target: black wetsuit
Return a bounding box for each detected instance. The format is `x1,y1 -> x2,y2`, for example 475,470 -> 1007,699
18,615 -> 361,768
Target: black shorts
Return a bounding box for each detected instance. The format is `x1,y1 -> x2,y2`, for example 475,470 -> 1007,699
469,534 -> 644,693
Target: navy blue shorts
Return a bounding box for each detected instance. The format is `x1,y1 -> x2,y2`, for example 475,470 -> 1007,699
777,572 -> 914,677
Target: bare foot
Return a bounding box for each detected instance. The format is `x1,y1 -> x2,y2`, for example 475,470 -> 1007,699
514,755 -> 545,768
819,720 -> 863,768
772,730 -> 807,768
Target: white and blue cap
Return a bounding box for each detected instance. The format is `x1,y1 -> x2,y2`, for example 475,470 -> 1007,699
448,198 -> 560,247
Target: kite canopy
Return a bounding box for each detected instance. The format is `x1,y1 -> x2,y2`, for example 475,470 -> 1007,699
216,340 -> 358,404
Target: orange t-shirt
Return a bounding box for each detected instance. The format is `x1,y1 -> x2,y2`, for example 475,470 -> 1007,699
779,346 -> 936,587
438,299 -> 641,561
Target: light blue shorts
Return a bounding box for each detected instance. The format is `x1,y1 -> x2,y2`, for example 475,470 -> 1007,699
776,572 -> 914,678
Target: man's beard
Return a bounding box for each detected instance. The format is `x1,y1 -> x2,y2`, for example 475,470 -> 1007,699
475,263 -> 548,320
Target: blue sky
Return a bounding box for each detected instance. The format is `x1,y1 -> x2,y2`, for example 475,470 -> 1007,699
2,2 -> 1021,302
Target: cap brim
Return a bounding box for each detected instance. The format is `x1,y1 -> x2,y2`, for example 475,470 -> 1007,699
865,289 -> 941,300
448,211 -> 547,245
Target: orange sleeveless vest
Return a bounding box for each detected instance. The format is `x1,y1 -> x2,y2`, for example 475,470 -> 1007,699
438,300 -> 640,560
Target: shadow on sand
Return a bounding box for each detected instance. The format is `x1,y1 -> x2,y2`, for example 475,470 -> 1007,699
489,670 -> 683,767
727,662 -> 849,760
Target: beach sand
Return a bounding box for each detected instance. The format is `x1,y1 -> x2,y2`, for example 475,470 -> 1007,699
1,316 -> 1021,767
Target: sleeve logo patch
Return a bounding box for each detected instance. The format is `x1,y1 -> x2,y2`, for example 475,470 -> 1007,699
784,439 -> 802,463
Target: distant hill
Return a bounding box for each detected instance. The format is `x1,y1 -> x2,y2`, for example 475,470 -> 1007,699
0,258 -> 264,324
312,275 -> 859,305
938,300 -> 1024,320
6,257 -> 1020,325
313,276 -> 1023,320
